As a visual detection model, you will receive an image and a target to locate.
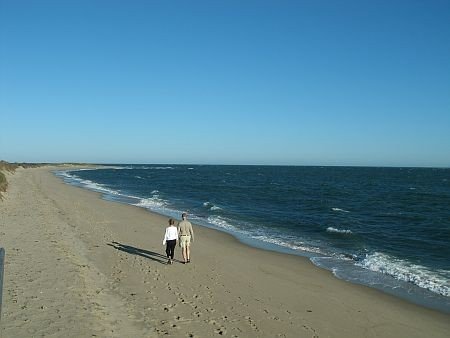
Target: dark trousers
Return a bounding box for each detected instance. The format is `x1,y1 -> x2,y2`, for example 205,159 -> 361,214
165,239 -> 176,259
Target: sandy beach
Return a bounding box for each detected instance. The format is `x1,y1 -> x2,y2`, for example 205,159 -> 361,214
0,167 -> 448,337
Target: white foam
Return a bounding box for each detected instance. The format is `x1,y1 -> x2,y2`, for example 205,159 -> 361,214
332,208 -> 350,213
56,170 -> 152,202
356,252 -> 450,296
109,166 -> 174,170
147,166 -> 174,170
134,196 -> 167,209
55,171 -> 121,196
203,201 -> 222,211
326,227 -> 352,234
252,235 -> 325,255
81,179 -> 121,195
108,166 -> 133,169
58,171 -> 74,179
207,216 -> 235,230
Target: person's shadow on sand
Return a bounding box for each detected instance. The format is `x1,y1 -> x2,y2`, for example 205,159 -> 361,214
108,241 -> 168,264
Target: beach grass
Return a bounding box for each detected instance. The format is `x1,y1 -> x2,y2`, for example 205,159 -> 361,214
0,170 -> 7,199
0,161 -> 45,199
0,161 -> 16,199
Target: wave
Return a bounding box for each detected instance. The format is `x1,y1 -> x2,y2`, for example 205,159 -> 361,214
252,235 -> 325,255
204,217 -> 325,255
55,171 -> 122,196
56,170 -> 169,210
356,252 -> 450,296
326,227 -> 352,234
146,166 -> 174,170
207,215 -> 236,230
332,207 -> 350,213
203,201 -> 222,211
134,196 -> 167,209
107,166 -> 134,169
102,166 -> 174,170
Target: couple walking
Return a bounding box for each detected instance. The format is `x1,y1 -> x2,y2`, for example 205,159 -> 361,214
162,212 -> 194,265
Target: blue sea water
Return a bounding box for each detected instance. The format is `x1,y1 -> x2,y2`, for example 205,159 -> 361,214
54,165 -> 450,313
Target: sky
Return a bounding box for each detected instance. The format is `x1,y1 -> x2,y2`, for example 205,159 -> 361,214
1,0 -> 449,167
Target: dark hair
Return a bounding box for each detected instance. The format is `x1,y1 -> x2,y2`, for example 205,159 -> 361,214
169,218 -> 175,225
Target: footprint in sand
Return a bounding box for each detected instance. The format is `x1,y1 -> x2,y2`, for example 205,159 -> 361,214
163,303 -> 177,312
244,316 -> 259,331
215,327 -> 227,335
155,328 -> 169,335
302,324 -> 319,337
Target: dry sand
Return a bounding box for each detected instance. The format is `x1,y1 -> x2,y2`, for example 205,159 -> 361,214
0,167 -> 448,337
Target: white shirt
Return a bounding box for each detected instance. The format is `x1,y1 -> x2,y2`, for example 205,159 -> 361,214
163,226 -> 178,244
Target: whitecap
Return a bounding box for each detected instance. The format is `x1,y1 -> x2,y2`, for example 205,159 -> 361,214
134,196 -> 167,209
326,227 -> 352,234
332,208 -> 350,213
203,201 -> 222,211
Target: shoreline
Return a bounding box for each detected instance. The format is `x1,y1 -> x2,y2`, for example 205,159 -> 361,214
1,167 -> 449,337
56,165 -> 450,313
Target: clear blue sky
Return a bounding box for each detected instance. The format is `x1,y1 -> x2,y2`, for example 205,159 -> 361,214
1,0 -> 449,166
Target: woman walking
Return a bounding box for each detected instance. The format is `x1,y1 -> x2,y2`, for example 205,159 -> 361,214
163,219 -> 178,264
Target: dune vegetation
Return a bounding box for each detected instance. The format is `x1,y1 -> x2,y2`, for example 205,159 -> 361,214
0,161 -> 17,199
0,161 -> 47,199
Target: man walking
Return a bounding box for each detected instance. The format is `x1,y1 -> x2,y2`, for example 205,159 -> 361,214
178,212 -> 194,264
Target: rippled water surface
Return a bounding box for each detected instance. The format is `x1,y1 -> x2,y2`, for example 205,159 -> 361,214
55,165 -> 450,312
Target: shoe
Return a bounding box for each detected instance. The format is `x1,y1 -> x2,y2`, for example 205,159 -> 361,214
167,259 -> 171,265
187,259 -> 190,263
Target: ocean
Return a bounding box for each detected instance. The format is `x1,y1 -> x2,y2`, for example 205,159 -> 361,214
54,165 -> 450,313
